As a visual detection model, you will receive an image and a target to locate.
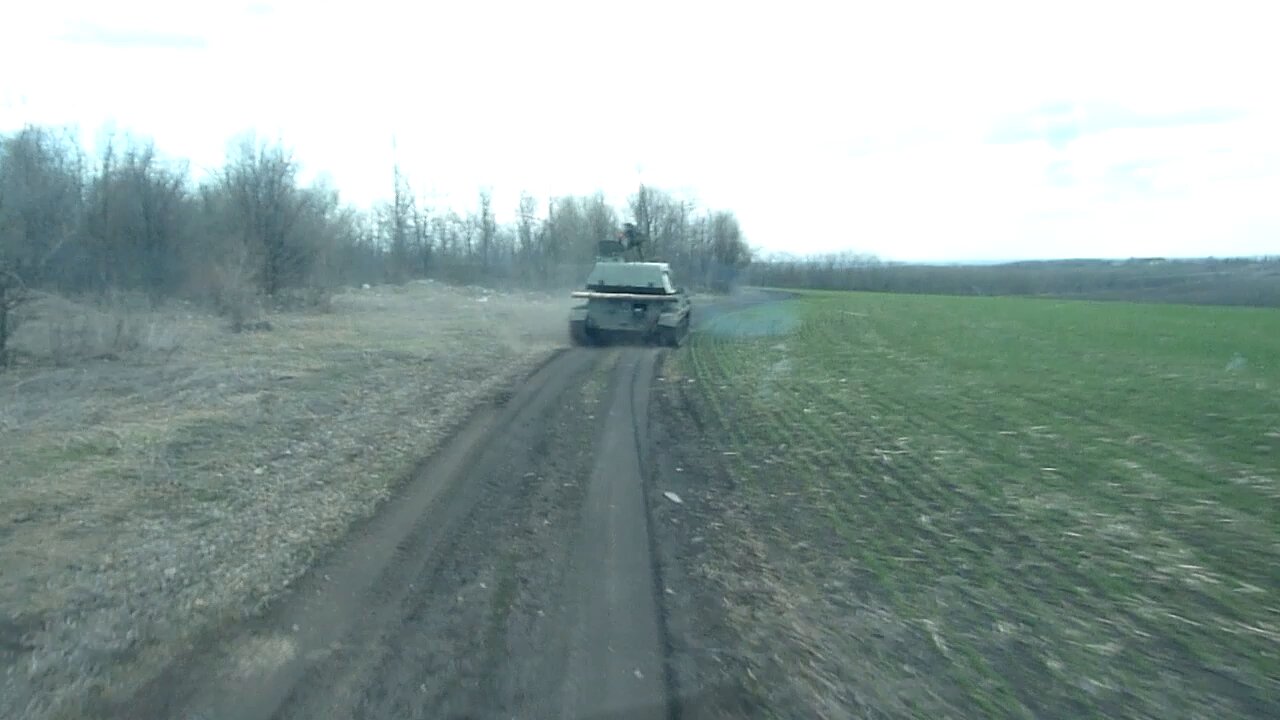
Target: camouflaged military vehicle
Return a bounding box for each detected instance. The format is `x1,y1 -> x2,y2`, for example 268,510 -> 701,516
568,224 -> 691,347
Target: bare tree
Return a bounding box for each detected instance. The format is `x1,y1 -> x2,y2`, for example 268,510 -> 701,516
582,193 -> 617,256
293,181 -> 358,289
432,211 -> 456,264
516,192 -> 537,260
0,127 -> 84,288
412,201 -> 433,278
0,127 -> 84,364
84,136 -> 192,300
707,210 -> 751,291
541,196 -> 589,285
218,137 -> 310,296
477,189 -> 495,272
1,123 -> 762,307
383,162 -> 415,282
627,184 -> 656,253
85,135 -> 116,291
0,266 -> 29,366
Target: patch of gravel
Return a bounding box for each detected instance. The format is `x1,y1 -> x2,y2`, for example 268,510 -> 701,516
0,282 -> 572,720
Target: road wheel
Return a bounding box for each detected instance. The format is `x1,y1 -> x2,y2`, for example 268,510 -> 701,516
661,321 -> 684,348
570,320 -> 591,346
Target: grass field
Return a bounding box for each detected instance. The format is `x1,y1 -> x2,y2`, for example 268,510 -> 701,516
679,291 -> 1279,718
0,282 -> 570,720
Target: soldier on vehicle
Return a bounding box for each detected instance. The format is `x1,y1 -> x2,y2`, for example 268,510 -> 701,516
619,222 -> 646,260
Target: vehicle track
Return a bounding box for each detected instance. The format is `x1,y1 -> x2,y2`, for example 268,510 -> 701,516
114,346 -> 675,720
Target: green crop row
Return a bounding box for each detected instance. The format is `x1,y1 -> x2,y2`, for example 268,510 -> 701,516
680,291 -> 1279,718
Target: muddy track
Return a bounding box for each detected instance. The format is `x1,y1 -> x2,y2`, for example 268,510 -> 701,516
111,346 -> 679,720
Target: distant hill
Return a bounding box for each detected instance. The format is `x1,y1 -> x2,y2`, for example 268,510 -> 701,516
746,256 -> 1280,308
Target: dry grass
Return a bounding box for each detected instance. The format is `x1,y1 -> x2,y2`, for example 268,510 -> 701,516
0,280 -> 572,720
6,291 -> 190,365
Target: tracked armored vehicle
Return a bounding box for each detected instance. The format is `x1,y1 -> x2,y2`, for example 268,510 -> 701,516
568,224 -> 691,347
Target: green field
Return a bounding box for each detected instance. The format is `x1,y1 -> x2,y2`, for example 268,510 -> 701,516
681,291 -> 1279,718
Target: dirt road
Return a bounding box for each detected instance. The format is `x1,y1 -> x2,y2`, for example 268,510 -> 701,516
109,344 -> 671,719
92,290 -> 793,720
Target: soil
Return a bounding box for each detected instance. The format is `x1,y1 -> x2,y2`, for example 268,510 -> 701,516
0,283 -> 573,720
109,347 -> 690,719
23,289 -> 792,720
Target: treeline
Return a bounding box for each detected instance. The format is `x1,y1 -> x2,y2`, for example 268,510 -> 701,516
747,253 -> 1280,308
0,125 -> 751,361
377,179 -> 751,291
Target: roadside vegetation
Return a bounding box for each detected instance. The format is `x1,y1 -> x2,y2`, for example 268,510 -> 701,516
0,282 -> 569,719
0,125 -> 751,367
0,122 -> 751,719
675,291 -> 1279,718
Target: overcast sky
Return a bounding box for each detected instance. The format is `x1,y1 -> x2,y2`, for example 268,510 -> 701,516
2,0 -> 1276,261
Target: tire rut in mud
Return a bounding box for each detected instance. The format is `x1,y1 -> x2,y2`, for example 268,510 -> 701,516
111,349 -> 609,720
643,367 -> 773,719
113,341 -> 703,720
275,359 -> 608,720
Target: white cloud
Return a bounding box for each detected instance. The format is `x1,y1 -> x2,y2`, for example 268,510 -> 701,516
2,0 -> 1278,260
